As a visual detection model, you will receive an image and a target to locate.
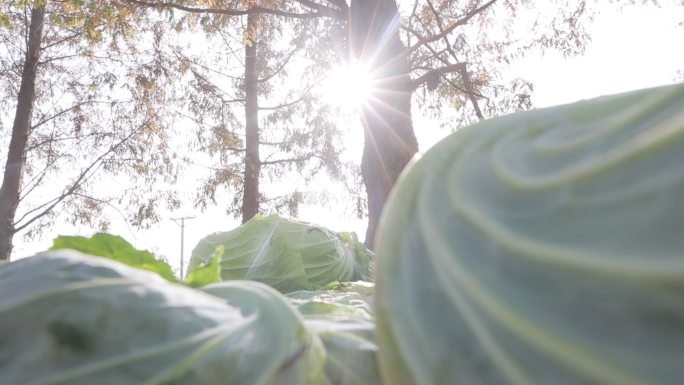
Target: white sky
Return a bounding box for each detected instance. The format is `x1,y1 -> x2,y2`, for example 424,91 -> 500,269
11,2 -> 684,276
509,3 -> 684,108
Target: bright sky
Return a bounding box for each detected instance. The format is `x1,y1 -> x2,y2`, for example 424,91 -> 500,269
11,2 -> 684,276
509,3 -> 684,109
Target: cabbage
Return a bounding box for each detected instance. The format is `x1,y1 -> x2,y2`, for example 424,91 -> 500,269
287,282 -> 382,385
374,84 -> 684,385
0,251 -> 325,385
189,215 -> 373,293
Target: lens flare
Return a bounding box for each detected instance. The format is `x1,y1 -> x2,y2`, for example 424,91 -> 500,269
321,62 -> 373,109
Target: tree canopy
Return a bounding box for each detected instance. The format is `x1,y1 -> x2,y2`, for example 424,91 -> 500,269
0,0 -> 680,259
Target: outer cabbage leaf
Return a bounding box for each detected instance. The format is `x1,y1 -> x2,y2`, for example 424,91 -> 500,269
49,233 -> 224,287
50,233 -> 176,282
189,215 -> 373,293
0,251 -> 325,385
186,245 -> 224,287
287,282 -> 382,385
375,84 -> 684,385
288,281 -> 374,321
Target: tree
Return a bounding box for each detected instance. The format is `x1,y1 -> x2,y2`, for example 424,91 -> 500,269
123,0 -> 672,249
348,0 -> 419,248
143,1 -> 352,224
346,0 -> 599,248
0,4 -> 45,260
242,10 -> 259,222
0,1 -> 183,260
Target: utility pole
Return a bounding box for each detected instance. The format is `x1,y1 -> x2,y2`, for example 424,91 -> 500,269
172,216 -> 195,279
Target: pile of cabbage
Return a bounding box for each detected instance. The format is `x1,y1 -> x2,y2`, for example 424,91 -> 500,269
2,83 -> 684,385
1,219 -> 378,385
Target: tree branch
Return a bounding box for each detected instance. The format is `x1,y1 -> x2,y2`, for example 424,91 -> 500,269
14,116 -> 158,232
425,0 -> 484,120
38,53 -> 83,65
259,140 -> 287,146
18,160 -> 51,204
42,30 -> 84,50
406,0 -> 498,56
71,192 -> 137,236
258,84 -> 314,110
188,67 -> 244,104
460,70 -> 485,120
170,45 -> 240,78
411,62 -> 466,90
30,100 -> 91,131
294,0 -> 345,19
124,0 -> 325,19
324,0 -> 348,11
261,153 -> 320,166
257,48 -> 297,84
22,125 -> 127,202
405,0 -> 421,47
259,128 -> 318,146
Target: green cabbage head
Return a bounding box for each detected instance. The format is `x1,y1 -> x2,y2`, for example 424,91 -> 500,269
375,83 -> 684,385
0,251 -> 325,385
189,215 -> 373,293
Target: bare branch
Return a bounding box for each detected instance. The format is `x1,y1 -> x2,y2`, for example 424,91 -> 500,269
405,0 -> 421,47
443,75 -> 488,118
18,161 -> 51,203
14,116 -> 158,232
410,0 -> 420,19
425,0 -> 484,120
30,100 -> 91,131
23,125 -> 128,202
258,84 -> 314,110
72,192 -> 137,236
259,140 -> 287,146
258,49 -> 298,84
124,0 -> 325,19
411,62 -> 466,90
169,44 -> 242,80
173,109 -> 246,132
460,70 -> 485,120
258,127 -> 318,146
261,153 -> 321,166
406,0 -> 499,56
294,0 -> 345,19
426,0 -> 447,41
324,0 -> 348,11
42,30 -> 83,50
188,67 -> 244,104
38,53 -> 83,65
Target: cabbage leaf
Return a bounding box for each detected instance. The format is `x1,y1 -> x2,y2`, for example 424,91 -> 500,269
50,233 -> 176,282
0,251 -> 325,385
375,83 -> 684,385
287,281 -> 382,385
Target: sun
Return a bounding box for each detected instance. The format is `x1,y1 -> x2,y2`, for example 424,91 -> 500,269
321,61 -> 374,110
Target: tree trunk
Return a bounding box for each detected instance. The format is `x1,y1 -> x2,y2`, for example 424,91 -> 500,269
349,0 -> 418,250
0,6 -> 45,261
241,12 -> 261,223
